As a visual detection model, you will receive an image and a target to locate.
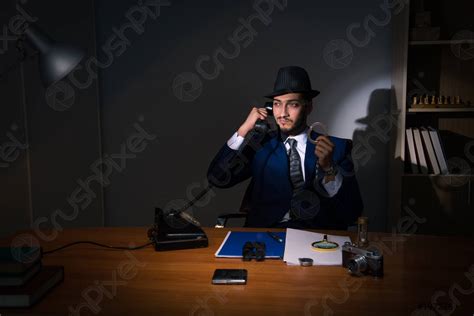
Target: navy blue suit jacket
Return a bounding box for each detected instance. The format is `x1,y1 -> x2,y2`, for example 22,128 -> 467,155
207,130 -> 363,229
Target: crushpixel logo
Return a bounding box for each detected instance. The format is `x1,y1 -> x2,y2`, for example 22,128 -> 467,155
440,157 -> 472,187
173,0 -> 287,102
290,189 -> 321,220
45,80 -> 76,111
323,39 -> 353,69
10,233 -> 41,264
172,72 -> 203,102
451,30 -> 474,60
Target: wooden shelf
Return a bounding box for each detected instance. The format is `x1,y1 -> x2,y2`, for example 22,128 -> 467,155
390,0 -> 474,235
408,107 -> 474,113
409,39 -> 474,46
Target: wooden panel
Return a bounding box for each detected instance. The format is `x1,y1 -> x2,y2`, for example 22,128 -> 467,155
402,175 -> 474,235
0,1 -> 32,237
439,46 -> 474,105
399,0 -> 474,238
0,0 -> 103,236
23,0 -> 104,230
388,1 -> 410,229
439,117 -> 474,139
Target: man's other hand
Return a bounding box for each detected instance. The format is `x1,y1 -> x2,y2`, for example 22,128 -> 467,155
314,135 -> 335,170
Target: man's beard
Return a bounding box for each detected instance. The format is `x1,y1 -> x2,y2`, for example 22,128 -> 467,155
279,113 -> 307,136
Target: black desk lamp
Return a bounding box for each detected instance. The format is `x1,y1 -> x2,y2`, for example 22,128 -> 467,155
1,23 -> 84,86
23,24 -> 84,86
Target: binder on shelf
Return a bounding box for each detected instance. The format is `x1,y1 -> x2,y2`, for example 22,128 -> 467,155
412,128 -> 428,174
406,128 -> 419,174
421,127 -> 441,175
428,127 -> 449,174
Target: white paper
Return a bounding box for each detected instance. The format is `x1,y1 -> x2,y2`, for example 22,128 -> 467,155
283,228 -> 351,266
214,231 -> 232,257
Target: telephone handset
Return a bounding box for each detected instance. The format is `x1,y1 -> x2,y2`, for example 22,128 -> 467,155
237,101 -> 278,156
254,101 -> 276,135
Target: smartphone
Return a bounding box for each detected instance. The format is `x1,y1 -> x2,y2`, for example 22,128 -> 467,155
212,269 -> 247,285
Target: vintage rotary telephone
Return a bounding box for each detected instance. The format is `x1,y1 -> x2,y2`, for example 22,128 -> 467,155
148,185 -> 213,251
148,102 -> 278,251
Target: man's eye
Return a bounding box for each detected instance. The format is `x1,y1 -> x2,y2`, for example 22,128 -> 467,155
289,103 -> 299,108
273,103 -> 281,107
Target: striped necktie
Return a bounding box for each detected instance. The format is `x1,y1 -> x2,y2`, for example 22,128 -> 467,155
287,138 -> 305,192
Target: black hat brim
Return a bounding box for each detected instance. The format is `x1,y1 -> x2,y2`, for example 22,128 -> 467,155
264,89 -> 320,99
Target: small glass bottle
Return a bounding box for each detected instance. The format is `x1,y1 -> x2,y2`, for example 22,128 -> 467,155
357,216 -> 368,247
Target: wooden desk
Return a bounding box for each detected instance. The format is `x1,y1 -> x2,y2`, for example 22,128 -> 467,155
2,227 -> 474,316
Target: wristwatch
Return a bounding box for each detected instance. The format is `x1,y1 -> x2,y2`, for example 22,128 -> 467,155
323,164 -> 338,177
322,165 -> 338,184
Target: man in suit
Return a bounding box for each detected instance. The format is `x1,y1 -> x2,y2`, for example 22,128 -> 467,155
207,66 -> 363,229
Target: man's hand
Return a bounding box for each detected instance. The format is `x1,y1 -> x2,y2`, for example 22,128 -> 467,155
314,135 -> 335,171
237,107 -> 268,138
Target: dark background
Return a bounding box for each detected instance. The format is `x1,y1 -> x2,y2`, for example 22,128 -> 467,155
0,0 -> 393,237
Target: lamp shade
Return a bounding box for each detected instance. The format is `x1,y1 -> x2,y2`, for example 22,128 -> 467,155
24,25 -> 84,86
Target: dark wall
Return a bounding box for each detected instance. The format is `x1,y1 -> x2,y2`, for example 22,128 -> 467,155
0,2 -> 30,236
95,0 -> 394,230
1,0 -> 395,236
0,0 -> 102,237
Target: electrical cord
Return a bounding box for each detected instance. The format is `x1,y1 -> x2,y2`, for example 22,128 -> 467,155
175,183 -> 214,213
42,111 -> 276,255
42,240 -> 154,255
40,112 -> 277,255
42,183 -> 213,256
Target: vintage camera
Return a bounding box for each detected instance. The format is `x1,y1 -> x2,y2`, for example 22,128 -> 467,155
342,242 -> 383,277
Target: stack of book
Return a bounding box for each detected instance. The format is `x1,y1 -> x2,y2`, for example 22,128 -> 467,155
405,127 -> 449,175
0,246 -> 63,307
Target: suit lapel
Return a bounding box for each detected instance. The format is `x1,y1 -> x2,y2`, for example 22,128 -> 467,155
304,130 -> 320,185
269,137 -> 289,176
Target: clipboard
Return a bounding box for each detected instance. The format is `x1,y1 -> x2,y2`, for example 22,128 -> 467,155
215,231 -> 286,259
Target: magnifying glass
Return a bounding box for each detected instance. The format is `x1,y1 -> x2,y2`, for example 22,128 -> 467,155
311,234 -> 339,252
307,122 -> 328,144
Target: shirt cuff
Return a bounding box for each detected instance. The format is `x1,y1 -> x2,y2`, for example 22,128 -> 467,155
321,172 -> 343,198
227,132 -> 245,150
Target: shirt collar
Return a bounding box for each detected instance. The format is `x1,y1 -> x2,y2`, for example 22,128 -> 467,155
282,127 -> 308,147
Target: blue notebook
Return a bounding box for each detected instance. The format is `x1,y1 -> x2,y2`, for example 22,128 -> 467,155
215,231 -> 286,259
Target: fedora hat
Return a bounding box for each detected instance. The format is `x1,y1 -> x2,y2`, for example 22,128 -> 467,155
264,66 -> 320,99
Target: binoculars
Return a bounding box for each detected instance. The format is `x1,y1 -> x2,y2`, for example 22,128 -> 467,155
242,241 -> 266,261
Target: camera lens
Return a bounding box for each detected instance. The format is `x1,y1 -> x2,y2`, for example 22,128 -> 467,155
347,255 -> 367,275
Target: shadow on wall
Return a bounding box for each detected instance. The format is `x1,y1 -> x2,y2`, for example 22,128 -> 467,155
352,89 -> 393,232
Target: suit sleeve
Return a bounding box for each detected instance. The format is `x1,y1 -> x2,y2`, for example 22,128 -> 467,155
206,143 -> 251,188
313,140 -> 363,227
208,129 -> 273,188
